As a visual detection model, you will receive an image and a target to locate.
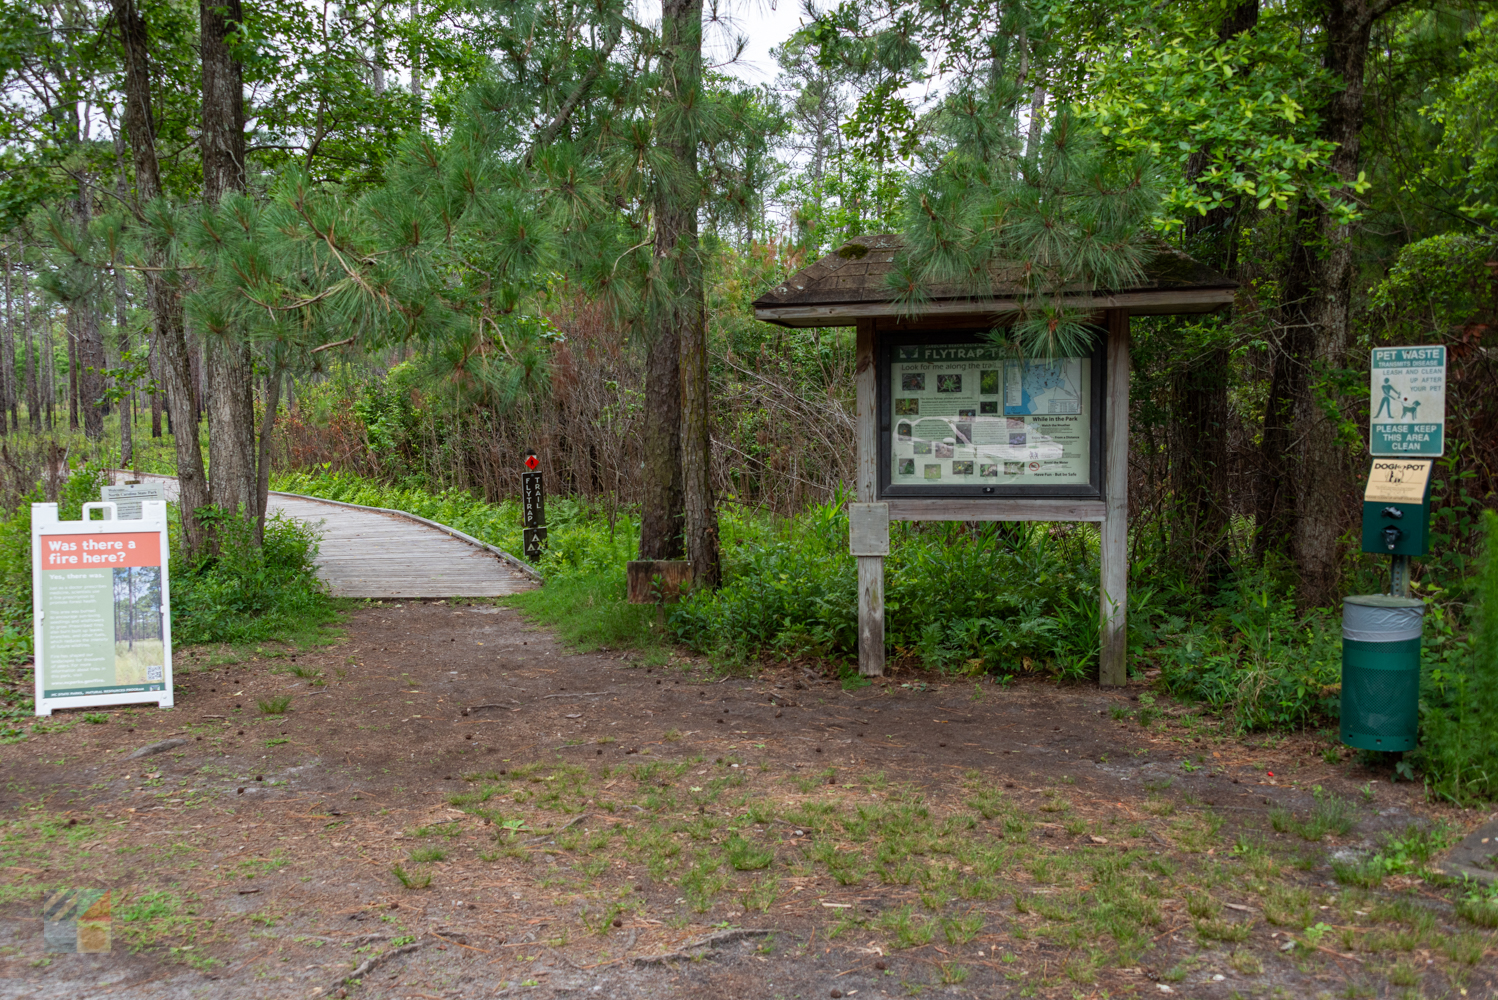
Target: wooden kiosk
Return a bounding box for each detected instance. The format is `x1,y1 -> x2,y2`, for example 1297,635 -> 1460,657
752,234 -> 1235,685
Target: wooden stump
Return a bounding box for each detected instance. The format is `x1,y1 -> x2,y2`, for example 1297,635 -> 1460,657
626,560 -> 694,604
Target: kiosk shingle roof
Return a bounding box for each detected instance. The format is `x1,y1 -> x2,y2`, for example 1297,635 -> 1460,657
753,234 -> 1237,327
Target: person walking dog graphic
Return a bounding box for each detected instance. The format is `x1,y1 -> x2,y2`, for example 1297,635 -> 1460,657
1373,377 -> 1399,419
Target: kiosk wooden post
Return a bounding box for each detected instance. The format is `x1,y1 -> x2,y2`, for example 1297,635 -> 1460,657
1099,309 -> 1130,686
855,319 -> 885,676
751,234 -> 1234,687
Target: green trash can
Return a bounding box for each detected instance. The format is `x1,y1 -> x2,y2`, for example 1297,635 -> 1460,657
1341,594 -> 1423,752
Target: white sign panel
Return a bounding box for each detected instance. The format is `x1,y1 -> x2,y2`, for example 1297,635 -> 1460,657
889,343 -> 1091,486
1370,345 -> 1445,457
32,501 -> 173,716
100,483 -> 166,520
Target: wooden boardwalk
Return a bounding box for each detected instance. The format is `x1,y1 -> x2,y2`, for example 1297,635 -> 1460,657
104,473 -> 539,599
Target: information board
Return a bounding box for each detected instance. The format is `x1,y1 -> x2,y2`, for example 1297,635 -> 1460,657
1370,345 -> 1445,457
33,501 -> 172,716
887,342 -> 1092,488
100,483 -> 166,520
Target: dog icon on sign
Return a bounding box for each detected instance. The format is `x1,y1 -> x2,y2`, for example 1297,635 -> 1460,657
1400,398 -> 1421,421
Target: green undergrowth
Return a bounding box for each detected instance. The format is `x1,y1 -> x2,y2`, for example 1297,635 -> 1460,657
167,508 -> 338,647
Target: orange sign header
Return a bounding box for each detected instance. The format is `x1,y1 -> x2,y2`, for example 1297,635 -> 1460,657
40,532 -> 161,570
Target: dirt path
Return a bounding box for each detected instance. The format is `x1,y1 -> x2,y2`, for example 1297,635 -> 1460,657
1,602 -> 1491,999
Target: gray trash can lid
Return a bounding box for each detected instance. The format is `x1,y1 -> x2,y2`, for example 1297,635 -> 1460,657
1345,595 -> 1424,609
1344,594 -> 1424,642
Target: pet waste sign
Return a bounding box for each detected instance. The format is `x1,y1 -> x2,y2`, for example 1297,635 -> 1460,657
32,500 -> 173,716
1370,345 -> 1445,458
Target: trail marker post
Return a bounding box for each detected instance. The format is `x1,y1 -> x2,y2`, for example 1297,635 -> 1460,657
522,451 -> 547,565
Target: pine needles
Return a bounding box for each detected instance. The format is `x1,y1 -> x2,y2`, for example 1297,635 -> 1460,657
891,12 -> 1161,361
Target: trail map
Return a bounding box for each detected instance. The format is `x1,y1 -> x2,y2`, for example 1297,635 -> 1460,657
889,344 -> 1091,487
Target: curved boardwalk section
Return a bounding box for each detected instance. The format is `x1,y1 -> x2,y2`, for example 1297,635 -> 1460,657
105,472 -> 537,599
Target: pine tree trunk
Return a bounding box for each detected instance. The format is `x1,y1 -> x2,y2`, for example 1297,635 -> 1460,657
200,0 -> 246,201
254,369 -> 282,545
75,300 -> 107,441
25,273 -> 39,432
1,248 -> 12,438
44,311 -> 54,431
209,346 -> 257,516
149,334 -> 162,438
1267,0 -> 1394,608
67,324 -> 79,432
114,0 -> 210,552
115,268 -> 132,466
200,0 -> 259,523
657,0 -> 719,587
639,319 -> 684,560
409,0 -> 422,111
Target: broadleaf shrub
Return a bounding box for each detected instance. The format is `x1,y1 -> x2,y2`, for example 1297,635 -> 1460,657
1412,510 -> 1498,804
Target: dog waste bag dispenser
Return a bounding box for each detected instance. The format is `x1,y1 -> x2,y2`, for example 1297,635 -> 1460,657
1361,460 -> 1431,561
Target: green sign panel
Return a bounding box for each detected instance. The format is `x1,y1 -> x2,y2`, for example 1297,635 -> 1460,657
1370,345 -> 1445,458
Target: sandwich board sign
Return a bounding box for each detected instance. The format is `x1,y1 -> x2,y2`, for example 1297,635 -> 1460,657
1370,345 -> 1445,457
32,500 -> 173,716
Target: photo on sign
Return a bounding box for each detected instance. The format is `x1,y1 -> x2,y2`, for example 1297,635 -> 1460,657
936,374 -> 962,393
934,442 -> 954,459
113,567 -> 164,684
896,422 -> 912,440
898,458 -> 915,476
979,462 -> 998,478
980,401 -> 998,414
895,398 -> 919,416
924,464 -> 942,480
901,373 -> 925,392
952,461 -> 974,476
979,370 -> 999,395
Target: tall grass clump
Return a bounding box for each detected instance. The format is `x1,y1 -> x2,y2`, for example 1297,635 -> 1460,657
1152,583 -> 1343,732
1414,510 -> 1498,803
169,510 -> 336,645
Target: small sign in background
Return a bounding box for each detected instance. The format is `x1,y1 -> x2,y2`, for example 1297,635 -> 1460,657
100,482 -> 166,520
